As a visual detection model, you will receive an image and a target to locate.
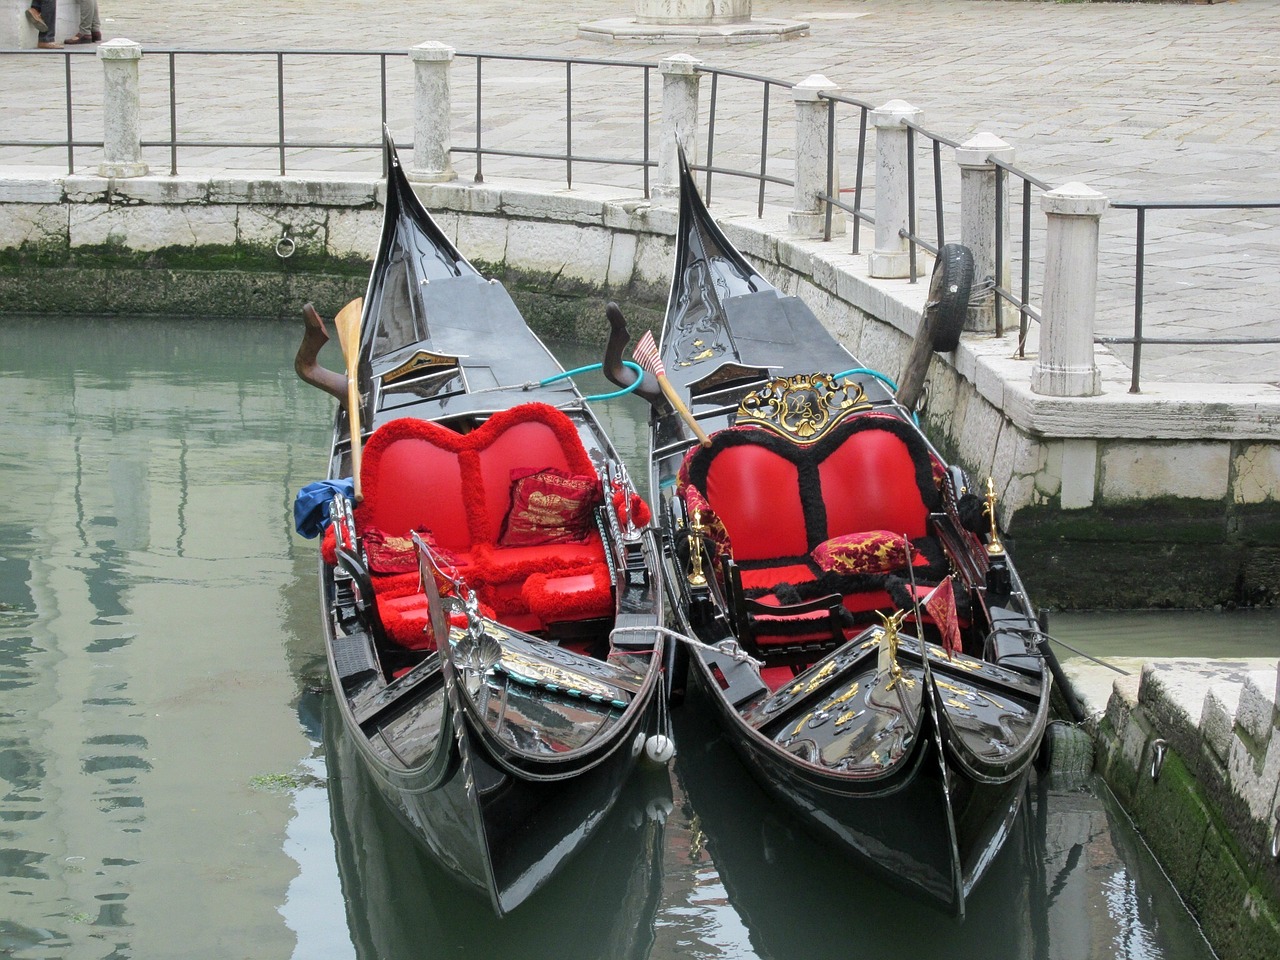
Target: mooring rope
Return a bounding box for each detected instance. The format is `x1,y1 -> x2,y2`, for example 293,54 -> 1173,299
609,625 -> 763,668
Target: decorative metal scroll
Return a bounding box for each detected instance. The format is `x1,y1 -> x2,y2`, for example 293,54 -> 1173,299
736,373 -> 872,442
381,349 -> 461,385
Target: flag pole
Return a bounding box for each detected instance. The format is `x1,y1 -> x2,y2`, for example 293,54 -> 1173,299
633,330 -> 711,448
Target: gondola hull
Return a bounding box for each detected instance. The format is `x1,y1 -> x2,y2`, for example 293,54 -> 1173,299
646,150 -> 1050,916
302,132 -> 666,915
323,693 -> 667,960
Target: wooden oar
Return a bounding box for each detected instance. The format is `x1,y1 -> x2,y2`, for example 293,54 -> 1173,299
333,297 -> 366,501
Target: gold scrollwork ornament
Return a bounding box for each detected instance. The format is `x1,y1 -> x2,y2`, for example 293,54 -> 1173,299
737,373 -> 872,443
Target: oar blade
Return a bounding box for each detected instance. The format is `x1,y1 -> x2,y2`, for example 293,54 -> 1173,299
332,298 -> 365,500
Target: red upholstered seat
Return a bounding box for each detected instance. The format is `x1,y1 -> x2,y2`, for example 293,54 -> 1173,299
737,563 -> 818,592
681,414 -> 945,660
352,404 -> 613,644
703,444 -> 809,560
818,428 -> 931,539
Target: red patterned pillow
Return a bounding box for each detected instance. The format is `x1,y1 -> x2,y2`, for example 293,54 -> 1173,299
364,527 -> 450,575
812,530 -> 912,575
499,468 -> 602,547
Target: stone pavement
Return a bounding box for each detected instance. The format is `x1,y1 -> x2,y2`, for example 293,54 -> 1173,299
7,0 -> 1280,386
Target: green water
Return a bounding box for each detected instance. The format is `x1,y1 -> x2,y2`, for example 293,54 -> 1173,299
0,317 -> 1252,959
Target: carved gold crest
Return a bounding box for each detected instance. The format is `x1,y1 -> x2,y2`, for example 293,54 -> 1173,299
736,373 -> 872,442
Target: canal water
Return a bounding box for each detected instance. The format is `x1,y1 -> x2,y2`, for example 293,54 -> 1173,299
2,316 -> 1275,960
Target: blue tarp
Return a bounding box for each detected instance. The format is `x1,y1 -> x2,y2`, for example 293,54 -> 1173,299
293,478 -> 354,539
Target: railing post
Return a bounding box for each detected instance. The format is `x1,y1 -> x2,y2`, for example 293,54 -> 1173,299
789,74 -> 844,238
1032,182 -> 1108,397
869,99 -> 921,278
97,40 -> 148,178
654,54 -> 703,205
955,132 -> 1014,334
408,42 -> 457,183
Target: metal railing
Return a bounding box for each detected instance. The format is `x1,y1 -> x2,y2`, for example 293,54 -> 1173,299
694,65 -> 796,213
818,93 -> 874,252
2,45 -> 1278,392
457,52 -> 659,193
994,158 -> 1053,349
1105,199 -> 1280,393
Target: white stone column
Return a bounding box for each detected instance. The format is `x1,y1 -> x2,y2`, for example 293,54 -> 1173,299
654,54 -> 703,204
1,0 -> 38,48
956,131 -> 1014,333
98,40 -> 148,179
408,42 -> 456,183
869,99 -> 921,278
789,74 -> 844,238
635,0 -> 752,23
1032,183 -> 1108,397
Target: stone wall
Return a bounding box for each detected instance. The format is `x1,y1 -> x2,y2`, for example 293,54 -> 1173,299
1079,659 -> 1280,959
0,170 -> 1276,607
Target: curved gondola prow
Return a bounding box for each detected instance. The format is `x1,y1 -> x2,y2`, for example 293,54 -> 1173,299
665,145 -> 766,321
380,126 -> 472,279
359,130 -> 481,365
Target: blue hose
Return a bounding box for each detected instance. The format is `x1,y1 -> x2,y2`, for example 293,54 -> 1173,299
832,366 -> 899,393
540,361 -> 645,402
832,367 -> 920,425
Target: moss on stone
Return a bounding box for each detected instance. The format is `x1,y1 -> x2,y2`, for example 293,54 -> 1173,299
1013,499 -> 1230,543
1130,749 -> 1213,901
1234,885 -> 1280,960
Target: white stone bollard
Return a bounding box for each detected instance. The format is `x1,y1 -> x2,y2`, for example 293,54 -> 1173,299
1031,183 -> 1108,397
654,54 -> 703,204
54,0 -> 76,41
956,131 -> 1015,334
1,0 -> 38,48
98,39 -> 148,179
408,42 -> 457,184
789,74 -> 844,239
869,99 -> 921,279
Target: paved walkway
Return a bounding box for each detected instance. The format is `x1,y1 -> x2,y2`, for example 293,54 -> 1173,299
7,0 -> 1280,386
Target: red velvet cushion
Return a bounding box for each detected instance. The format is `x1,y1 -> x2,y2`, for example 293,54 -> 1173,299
357,403 -> 597,551
704,444 -> 808,560
737,563 -> 818,592
522,563 -> 613,624
811,530 -> 912,575
818,429 -> 929,539
364,527 -> 454,575
499,468 -> 602,547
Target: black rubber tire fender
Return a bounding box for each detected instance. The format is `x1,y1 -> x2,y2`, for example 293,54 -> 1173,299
927,242 -> 975,353
1035,720 -> 1095,779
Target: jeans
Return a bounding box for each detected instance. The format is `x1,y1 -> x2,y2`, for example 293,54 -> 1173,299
33,0 -> 56,43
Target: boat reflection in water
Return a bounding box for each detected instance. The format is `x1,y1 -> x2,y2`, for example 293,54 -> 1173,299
667,688 -> 1217,960
323,694 -> 669,960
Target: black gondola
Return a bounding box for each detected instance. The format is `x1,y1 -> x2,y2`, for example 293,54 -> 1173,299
636,151 -> 1052,917
294,132 -> 667,916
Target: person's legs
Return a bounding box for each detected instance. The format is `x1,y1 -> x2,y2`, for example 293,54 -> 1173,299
78,0 -> 95,35
72,0 -> 101,40
36,0 -> 57,44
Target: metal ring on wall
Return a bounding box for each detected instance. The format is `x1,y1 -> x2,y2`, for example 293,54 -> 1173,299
1149,739 -> 1168,782
1272,808 -> 1280,862
275,234 -> 296,259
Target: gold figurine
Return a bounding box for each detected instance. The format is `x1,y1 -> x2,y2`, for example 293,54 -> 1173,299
687,508 -> 708,587
876,608 -> 906,688
983,477 -> 1005,556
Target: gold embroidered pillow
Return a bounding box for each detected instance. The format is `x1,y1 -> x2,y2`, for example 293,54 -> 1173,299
499,468 -> 602,547
364,527 -> 428,574
812,530 -> 912,575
